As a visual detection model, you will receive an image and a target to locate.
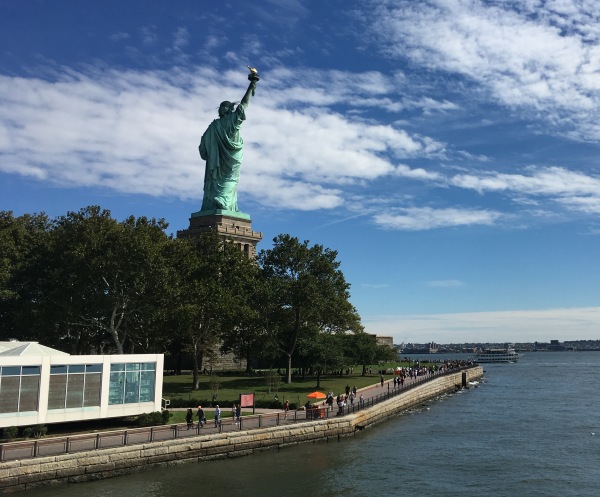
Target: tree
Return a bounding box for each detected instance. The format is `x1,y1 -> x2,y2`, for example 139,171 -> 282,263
298,333 -> 345,388
257,234 -> 362,383
0,211 -> 52,340
169,232 -> 256,390
218,266 -> 266,373
36,206 -> 172,354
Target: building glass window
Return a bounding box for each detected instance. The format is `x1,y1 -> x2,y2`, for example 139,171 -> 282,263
47,364 -> 101,410
48,374 -> 67,410
108,363 -> 155,405
66,373 -> 85,408
0,366 -> 41,413
83,372 -> 102,407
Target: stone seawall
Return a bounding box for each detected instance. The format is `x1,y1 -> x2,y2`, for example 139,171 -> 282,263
0,367 -> 483,494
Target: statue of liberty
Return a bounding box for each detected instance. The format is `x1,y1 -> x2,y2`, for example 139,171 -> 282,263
199,68 -> 259,214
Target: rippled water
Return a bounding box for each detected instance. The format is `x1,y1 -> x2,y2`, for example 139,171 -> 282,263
12,352 -> 600,497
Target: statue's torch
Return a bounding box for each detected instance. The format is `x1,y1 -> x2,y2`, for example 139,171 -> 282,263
247,66 -> 260,96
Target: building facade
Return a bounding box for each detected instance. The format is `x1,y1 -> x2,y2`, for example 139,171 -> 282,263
0,341 -> 163,429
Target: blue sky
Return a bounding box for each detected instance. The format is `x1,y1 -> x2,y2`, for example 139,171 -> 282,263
1,0 -> 599,344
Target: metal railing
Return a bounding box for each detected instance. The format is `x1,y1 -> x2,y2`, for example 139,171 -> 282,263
0,364 -> 476,463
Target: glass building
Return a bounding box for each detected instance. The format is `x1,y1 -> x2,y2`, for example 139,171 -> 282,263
0,342 -> 164,429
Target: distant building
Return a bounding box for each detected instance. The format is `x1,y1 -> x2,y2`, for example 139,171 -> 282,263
0,341 -> 163,429
402,342 -> 439,354
375,335 -> 394,348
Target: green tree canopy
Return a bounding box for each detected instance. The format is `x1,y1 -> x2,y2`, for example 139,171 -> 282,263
257,234 -> 362,383
0,211 -> 52,340
169,232 -> 258,389
30,206 -> 172,353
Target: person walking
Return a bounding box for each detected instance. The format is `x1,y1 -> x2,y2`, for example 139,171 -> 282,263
214,405 -> 221,427
186,408 -> 194,430
196,405 -> 205,427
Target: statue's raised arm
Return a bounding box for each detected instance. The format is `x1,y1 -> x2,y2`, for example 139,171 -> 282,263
198,68 -> 260,214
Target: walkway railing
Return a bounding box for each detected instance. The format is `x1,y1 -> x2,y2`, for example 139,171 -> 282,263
0,364 -> 476,463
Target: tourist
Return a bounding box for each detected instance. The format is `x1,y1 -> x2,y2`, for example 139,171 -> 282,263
196,405 -> 205,427
186,408 -> 193,430
326,392 -> 334,411
284,400 -> 289,418
214,405 -> 221,427
380,374 -> 384,387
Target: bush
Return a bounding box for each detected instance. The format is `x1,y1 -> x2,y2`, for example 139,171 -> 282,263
167,398 -> 235,409
23,425 -> 47,439
136,411 -> 169,427
2,426 -> 19,441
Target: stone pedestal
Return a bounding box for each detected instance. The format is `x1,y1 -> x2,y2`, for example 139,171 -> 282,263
177,210 -> 262,259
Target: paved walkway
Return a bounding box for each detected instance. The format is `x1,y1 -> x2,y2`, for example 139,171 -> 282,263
0,369 -> 467,462
171,374 -> 420,415
172,372 -> 426,425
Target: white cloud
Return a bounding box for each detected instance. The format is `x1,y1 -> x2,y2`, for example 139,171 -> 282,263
1,62 -> 599,229
173,27 -> 190,50
366,0 -> 600,140
373,207 -> 503,231
363,306 -> 600,343
426,280 -> 464,288
0,68 -> 439,211
449,165 -> 600,213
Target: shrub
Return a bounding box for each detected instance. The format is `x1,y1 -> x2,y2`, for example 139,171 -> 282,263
23,424 -> 47,439
161,409 -> 171,424
2,426 -> 19,441
136,411 -> 169,427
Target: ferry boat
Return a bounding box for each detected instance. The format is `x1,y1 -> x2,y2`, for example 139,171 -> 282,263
473,346 -> 520,363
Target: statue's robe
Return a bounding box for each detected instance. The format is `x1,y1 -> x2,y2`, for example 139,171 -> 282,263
199,103 -> 246,212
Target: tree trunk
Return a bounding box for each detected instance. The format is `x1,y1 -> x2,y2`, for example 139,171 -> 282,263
109,305 -> 125,354
286,354 -> 292,384
192,343 -> 201,390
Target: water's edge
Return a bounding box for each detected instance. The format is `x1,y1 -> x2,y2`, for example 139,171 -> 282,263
0,367 -> 483,494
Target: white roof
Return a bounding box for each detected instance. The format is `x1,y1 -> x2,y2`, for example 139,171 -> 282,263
0,341 -> 70,357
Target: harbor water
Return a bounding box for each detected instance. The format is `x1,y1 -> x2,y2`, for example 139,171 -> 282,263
10,351 -> 600,497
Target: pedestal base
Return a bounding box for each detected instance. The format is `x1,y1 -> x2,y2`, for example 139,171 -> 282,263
177,212 -> 262,259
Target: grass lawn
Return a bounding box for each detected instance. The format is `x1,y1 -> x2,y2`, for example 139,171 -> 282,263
163,362 -> 410,408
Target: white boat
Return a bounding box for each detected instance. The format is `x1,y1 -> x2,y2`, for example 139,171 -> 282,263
473,346 -> 520,363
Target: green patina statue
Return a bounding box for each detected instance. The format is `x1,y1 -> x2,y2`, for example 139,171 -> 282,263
198,69 -> 259,215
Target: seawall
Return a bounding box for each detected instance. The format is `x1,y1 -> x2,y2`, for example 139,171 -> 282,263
0,367 -> 483,493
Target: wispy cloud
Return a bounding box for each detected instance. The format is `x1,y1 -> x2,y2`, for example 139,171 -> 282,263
363,0 -> 600,141
1,61 -> 599,229
449,166 -> 600,214
363,307 -> 600,343
361,283 -> 391,289
0,67 -> 441,211
373,207 -> 503,230
426,280 -> 464,288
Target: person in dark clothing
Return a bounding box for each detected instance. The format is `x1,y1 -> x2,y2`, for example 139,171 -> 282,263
196,406 -> 205,427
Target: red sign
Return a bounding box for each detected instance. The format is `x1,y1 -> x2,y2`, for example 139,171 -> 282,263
239,393 -> 254,408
